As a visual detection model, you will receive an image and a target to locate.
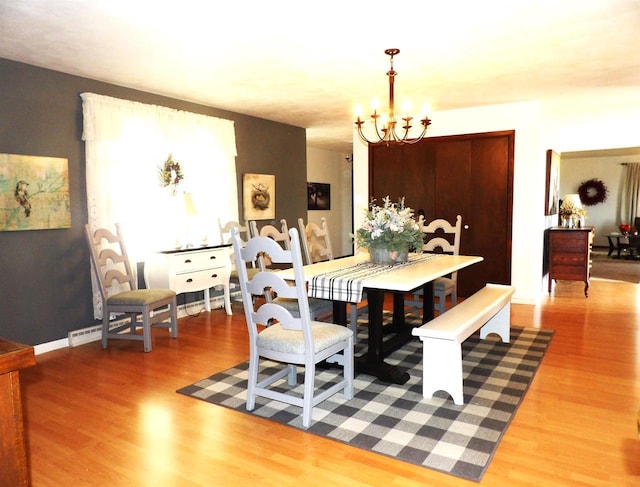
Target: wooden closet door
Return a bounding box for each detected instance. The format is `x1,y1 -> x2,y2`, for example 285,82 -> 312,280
369,131 -> 513,297
367,142 -> 434,215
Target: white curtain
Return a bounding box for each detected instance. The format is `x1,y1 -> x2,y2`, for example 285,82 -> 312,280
82,93 -> 238,318
619,162 -> 640,226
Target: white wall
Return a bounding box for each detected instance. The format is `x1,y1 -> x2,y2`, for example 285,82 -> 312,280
353,88 -> 640,304
306,147 -> 353,257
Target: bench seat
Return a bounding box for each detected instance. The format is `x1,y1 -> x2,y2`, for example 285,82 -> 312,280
411,283 -> 516,404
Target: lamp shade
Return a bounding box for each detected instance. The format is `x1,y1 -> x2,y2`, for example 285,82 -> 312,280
183,192 -> 198,216
564,194 -> 582,208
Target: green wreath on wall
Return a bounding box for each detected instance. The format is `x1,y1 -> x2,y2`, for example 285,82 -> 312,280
577,178 -> 608,206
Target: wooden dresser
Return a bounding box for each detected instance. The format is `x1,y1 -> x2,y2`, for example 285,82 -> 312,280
547,226 -> 594,297
0,339 -> 35,487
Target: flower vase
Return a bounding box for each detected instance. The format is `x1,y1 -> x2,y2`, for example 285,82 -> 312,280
369,246 -> 409,265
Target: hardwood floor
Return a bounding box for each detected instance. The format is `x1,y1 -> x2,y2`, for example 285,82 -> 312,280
20,277 -> 640,486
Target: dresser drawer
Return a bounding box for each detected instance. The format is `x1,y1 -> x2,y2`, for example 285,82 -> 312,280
170,248 -> 228,273
551,234 -> 588,253
173,268 -> 229,293
551,253 -> 587,266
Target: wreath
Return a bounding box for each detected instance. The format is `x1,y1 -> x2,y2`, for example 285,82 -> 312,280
577,178 -> 608,206
158,154 -> 184,195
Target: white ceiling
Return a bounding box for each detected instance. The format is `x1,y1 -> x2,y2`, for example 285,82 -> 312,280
1,0 -> 639,153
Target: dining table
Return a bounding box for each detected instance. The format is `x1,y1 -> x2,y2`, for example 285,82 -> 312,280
277,252 -> 484,384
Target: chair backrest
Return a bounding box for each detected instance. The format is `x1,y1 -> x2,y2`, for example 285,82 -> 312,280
85,223 -> 136,300
249,219 -> 291,249
218,219 -> 250,245
297,217 -> 334,265
231,226 -> 313,345
249,219 -> 290,270
218,219 -> 253,270
418,214 -> 463,280
417,215 -> 462,254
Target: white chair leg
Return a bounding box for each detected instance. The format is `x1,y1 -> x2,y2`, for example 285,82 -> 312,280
170,299 -> 178,338
302,363 -> 316,429
246,352 -> 259,411
349,303 -> 359,341
287,364 -> 297,386
142,311 -> 152,352
102,314 -> 109,349
343,336 -> 354,399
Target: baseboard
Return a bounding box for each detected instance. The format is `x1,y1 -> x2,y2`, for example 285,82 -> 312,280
56,293 -> 237,351
35,338 -> 69,355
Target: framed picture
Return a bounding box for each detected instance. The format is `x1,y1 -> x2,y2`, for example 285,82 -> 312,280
0,153 -> 71,231
545,150 -> 560,216
307,182 -> 330,210
243,173 -> 275,220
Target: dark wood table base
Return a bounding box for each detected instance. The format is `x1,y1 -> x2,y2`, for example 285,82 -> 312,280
334,282 -> 434,385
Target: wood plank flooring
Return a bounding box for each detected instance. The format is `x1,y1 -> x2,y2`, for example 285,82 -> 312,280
19,276 -> 640,486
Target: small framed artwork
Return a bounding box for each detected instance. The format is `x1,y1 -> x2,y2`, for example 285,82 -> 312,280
307,182 -> 330,210
243,173 -> 275,220
0,153 -> 71,231
545,149 -> 560,216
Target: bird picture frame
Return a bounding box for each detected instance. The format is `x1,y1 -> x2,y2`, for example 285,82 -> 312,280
0,153 -> 70,231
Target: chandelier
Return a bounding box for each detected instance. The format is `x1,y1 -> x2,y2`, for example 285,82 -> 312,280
354,48 -> 431,145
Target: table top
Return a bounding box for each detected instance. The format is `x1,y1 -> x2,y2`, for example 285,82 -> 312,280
277,253 -> 483,294
0,338 -> 35,373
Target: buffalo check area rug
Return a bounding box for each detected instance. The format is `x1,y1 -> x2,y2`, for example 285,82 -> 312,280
177,312 -> 554,482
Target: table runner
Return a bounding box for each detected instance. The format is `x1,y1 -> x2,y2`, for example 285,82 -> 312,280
309,253 -> 440,303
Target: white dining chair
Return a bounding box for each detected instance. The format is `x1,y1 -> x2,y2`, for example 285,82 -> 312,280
410,214 -> 462,314
231,226 -> 354,428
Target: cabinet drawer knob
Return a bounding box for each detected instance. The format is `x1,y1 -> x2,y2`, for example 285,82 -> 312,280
184,259 -> 192,264
210,255 -> 216,260
186,278 -> 193,283
211,273 -> 218,278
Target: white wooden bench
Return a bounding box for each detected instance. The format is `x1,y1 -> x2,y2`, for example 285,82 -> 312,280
411,283 -> 516,405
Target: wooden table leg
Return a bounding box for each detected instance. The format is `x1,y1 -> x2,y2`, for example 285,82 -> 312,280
354,289 -> 410,384
421,281 -> 434,324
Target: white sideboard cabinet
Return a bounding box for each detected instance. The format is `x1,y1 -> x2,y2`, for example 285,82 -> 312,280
145,244 -> 232,314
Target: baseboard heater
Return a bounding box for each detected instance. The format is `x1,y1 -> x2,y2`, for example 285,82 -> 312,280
68,291 -> 241,347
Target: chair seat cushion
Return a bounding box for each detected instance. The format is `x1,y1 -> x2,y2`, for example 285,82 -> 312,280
231,266 -> 260,281
258,321 -> 352,355
107,289 -> 176,306
434,277 -> 455,292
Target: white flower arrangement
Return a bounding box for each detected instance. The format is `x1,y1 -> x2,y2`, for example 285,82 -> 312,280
355,196 -> 423,252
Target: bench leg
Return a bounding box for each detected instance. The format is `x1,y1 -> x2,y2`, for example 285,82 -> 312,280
479,303 -> 510,343
421,338 -> 464,405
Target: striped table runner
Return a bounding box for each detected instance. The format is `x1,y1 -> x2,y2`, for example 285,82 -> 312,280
309,253 -> 440,303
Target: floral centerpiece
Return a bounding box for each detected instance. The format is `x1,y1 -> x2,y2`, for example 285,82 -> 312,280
559,199 -> 587,228
355,196 -> 423,265
158,153 -> 184,196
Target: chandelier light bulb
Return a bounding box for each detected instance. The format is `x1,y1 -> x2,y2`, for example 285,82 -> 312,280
354,49 -> 431,145
401,99 -> 412,115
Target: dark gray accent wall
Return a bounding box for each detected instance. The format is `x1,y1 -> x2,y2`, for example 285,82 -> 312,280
0,58 -> 307,345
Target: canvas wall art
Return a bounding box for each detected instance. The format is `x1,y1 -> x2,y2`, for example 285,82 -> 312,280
0,153 -> 71,231
307,182 -> 330,210
243,173 -> 275,220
